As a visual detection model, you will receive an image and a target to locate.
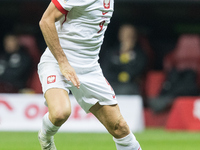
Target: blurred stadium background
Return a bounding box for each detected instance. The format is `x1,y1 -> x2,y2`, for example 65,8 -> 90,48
1,0 -> 200,149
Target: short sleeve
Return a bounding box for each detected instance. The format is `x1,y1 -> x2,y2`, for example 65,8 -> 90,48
52,0 -> 73,15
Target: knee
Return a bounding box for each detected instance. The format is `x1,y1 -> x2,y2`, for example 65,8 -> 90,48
54,108 -> 71,121
112,117 -> 130,138
50,108 -> 71,125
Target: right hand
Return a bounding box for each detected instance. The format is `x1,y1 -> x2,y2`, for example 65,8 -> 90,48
59,62 -> 80,89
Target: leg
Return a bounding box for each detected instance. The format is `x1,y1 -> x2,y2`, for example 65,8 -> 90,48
39,88 -> 71,150
89,103 -> 141,150
45,88 -> 71,126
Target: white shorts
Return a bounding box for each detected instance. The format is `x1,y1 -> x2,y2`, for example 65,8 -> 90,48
38,62 -> 117,113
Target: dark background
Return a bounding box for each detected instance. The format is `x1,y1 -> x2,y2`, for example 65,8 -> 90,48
1,0 -> 200,70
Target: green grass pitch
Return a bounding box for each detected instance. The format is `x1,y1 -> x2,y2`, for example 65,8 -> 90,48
0,128 -> 199,150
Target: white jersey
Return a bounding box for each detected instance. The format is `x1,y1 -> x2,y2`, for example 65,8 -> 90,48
40,0 -> 114,69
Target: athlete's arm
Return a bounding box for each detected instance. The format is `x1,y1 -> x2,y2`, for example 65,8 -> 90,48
39,2 -> 80,89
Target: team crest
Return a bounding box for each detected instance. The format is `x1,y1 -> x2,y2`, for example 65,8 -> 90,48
103,0 -> 110,9
47,75 -> 56,84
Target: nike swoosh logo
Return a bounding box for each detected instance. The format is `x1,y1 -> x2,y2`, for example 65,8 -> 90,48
102,12 -> 108,15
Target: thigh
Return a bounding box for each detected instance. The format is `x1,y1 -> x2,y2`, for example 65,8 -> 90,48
45,88 -> 71,125
89,103 -> 130,138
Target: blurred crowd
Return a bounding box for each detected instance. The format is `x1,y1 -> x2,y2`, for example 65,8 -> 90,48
0,32 -> 42,93
0,33 -> 33,93
1,24 -> 200,113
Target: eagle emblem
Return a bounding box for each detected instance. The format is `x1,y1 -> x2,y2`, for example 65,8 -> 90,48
103,0 -> 110,9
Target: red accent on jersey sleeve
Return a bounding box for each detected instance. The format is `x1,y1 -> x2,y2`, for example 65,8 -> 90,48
52,0 -> 69,15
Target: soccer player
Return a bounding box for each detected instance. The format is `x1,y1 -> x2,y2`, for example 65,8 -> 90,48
38,0 -> 142,150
